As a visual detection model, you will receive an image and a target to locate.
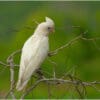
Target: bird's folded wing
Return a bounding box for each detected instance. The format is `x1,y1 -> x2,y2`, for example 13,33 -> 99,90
18,36 -> 42,80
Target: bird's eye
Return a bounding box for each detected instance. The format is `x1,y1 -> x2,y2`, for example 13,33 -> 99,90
48,27 -> 51,30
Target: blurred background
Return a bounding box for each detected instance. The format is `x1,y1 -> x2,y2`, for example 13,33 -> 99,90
0,1 -> 100,99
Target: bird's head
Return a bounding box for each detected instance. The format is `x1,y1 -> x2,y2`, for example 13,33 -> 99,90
34,17 -> 55,36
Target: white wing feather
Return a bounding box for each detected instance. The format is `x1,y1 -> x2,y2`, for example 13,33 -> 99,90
16,35 -> 49,91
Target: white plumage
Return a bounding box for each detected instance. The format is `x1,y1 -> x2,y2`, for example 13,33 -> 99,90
16,17 -> 55,91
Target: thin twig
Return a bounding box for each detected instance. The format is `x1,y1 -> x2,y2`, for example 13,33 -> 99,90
0,61 -> 9,67
47,82 -> 52,99
48,34 -> 82,56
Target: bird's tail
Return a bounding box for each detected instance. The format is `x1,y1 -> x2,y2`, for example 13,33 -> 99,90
16,79 -> 28,91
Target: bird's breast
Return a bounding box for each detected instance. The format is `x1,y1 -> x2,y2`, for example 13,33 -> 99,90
37,36 -> 49,57
22,36 -> 49,67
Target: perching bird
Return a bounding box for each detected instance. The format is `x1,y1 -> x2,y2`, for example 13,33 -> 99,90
16,17 -> 55,91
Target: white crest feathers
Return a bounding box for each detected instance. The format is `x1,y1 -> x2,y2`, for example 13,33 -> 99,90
45,17 -> 54,25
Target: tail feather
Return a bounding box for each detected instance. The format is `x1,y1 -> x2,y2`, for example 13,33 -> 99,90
16,79 -> 28,91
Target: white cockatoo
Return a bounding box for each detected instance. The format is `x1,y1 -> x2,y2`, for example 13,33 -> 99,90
16,17 -> 55,91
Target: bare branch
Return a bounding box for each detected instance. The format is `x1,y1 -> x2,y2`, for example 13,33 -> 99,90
0,61 -> 9,67
48,28 -> 100,57
48,34 -> 82,56
5,49 -> 21,99
7,49 -> 21,63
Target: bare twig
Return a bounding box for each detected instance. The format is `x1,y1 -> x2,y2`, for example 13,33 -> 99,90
47,82 -> 52,99
48,34 -> 82,56
48,30 -> 100,57
32,19 -> 39,25
0,61 -> 9,67
47,59 -> 57,78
